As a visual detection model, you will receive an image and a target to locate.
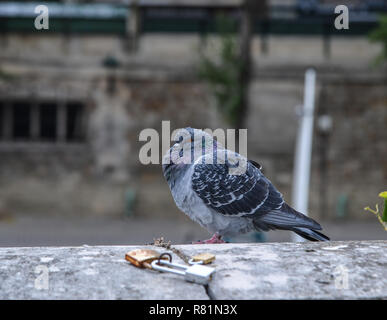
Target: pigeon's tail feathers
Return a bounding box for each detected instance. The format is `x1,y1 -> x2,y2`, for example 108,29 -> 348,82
256,202 -> 322,230
292,227 -> 330,241
253,202 -> 330,241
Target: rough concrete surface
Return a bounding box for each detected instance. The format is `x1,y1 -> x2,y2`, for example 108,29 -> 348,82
0,241 -> 386,299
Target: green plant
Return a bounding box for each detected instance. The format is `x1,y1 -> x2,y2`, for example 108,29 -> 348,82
198,14 -> 244,126
369,14 -> 387,65
364,191 -> 387,231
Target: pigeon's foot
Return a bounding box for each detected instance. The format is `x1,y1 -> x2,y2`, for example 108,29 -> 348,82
193,232 -> 225,244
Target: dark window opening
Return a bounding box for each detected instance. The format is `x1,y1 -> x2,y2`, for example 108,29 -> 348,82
40,103 -> 57,141
67,102 -> 84,142
0,100 -> 85,144
13,102 -> 30,139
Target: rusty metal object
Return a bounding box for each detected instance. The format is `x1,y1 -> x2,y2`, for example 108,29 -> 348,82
125,249 -> 166,269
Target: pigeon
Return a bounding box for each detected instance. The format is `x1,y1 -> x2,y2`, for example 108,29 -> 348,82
162,127 -> 329,243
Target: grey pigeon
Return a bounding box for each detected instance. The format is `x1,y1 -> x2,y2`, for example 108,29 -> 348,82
162,127 -> 329,243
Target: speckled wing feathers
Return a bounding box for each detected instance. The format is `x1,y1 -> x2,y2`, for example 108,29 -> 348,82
191,160 -> 284,217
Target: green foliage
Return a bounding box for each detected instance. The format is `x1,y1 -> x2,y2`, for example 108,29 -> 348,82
198,15 -> 243,126
380,191 -> 387,222
364,191 -> 387,232
369,14 -> 387,66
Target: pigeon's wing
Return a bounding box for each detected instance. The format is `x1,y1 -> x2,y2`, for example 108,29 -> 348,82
191,159 -> 283,217
248,159 -> 262,170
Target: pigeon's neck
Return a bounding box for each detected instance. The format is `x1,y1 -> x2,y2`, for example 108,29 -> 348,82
166,164 -> 191,190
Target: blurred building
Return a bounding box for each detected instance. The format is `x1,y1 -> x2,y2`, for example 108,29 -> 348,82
0,0 -> 386,221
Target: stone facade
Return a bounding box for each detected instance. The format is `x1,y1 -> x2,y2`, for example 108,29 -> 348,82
0,31 -> 386,220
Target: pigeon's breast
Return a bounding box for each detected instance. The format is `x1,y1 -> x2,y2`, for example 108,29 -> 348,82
170,166 -> 253,236
170,167 -> 214,228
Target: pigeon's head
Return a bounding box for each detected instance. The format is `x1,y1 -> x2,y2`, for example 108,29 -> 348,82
162,127 -> 218,178
173,127 -> 216,150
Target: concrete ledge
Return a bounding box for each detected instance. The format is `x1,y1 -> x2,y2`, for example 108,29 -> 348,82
0,241 -> 386,299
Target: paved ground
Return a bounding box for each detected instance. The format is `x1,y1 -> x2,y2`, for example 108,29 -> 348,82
0,215 -> 386,247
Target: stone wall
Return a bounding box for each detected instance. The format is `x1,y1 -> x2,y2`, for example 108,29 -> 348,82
1,241 -> 386,299
1,33 -> 382,68
316,78 -> 387,219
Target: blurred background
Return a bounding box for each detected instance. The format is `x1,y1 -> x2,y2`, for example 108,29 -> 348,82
0,0 -> 386,246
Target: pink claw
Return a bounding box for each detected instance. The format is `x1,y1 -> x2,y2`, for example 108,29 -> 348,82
193,232 -> 225,244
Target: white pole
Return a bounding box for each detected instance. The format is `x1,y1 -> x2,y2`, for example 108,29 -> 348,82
291,68 -> 316,242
